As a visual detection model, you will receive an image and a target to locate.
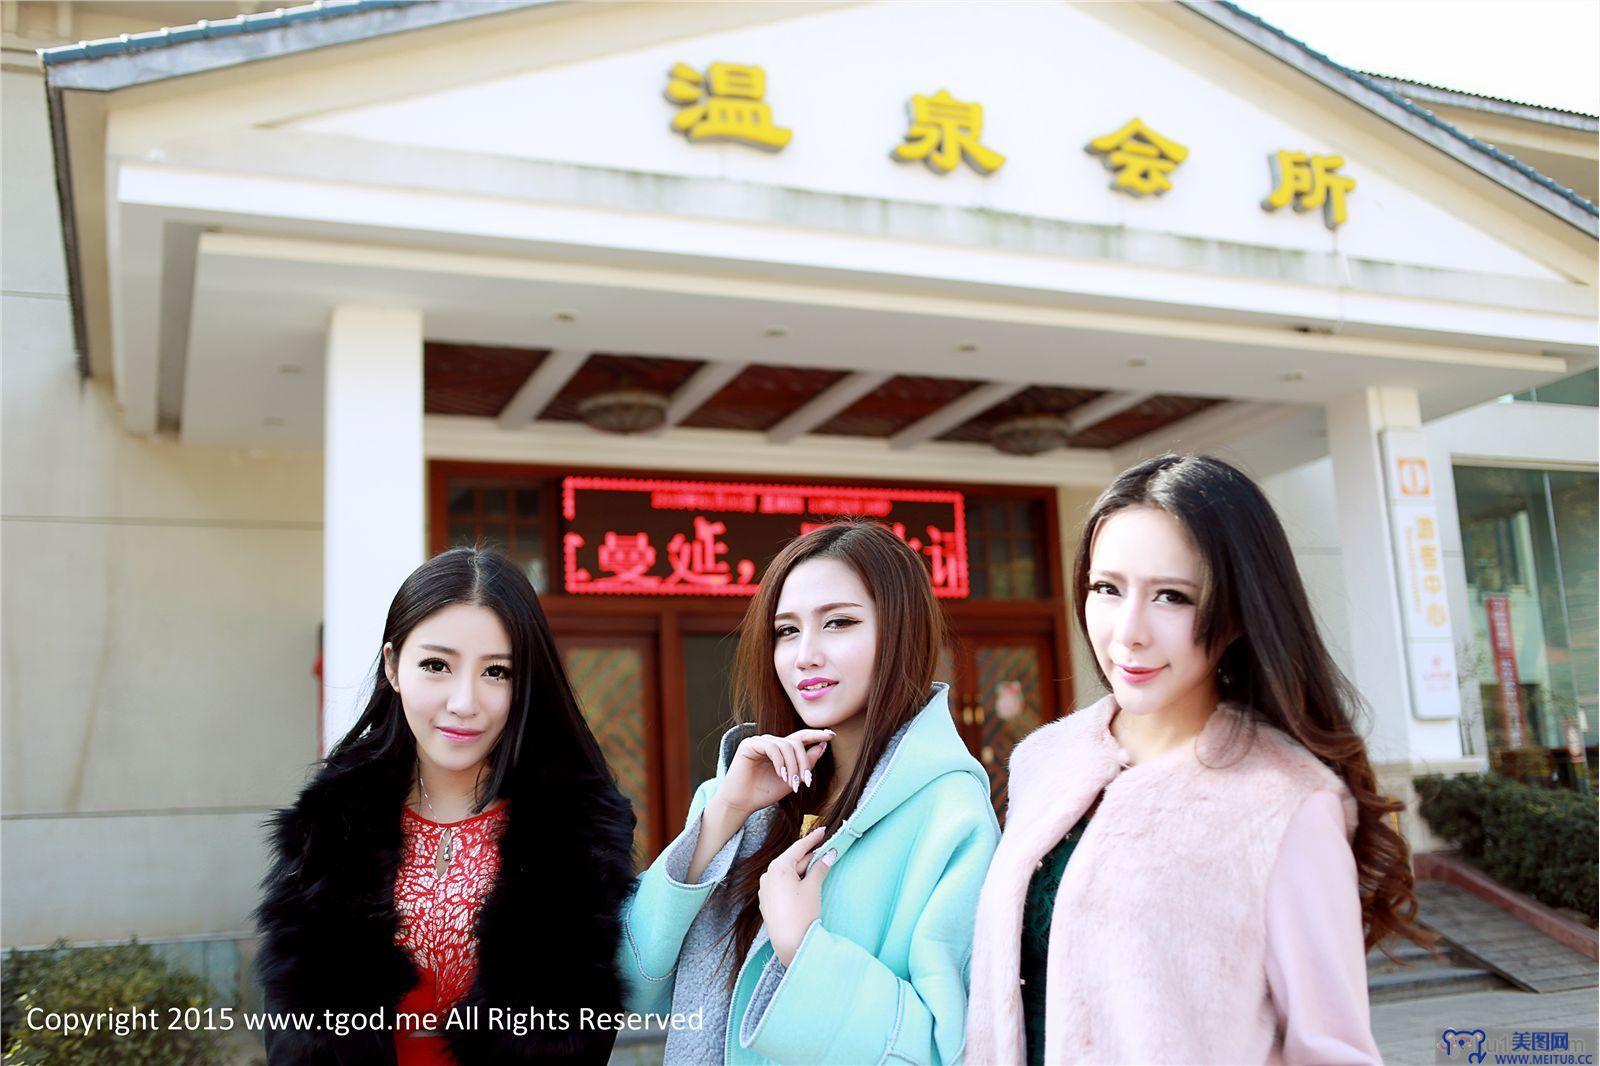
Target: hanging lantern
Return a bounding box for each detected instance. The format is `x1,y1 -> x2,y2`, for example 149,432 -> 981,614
990,413 -> 1070,456
577,389 -> 670,434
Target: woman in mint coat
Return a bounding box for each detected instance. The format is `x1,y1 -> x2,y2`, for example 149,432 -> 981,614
620,522 -> 999,1065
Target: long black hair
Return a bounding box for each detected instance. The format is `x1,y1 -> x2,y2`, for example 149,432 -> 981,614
1071,454 -> 1433,951
324,546 -> 619,809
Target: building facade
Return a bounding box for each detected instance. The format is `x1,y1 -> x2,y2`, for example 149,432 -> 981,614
3,0 -> 1595,994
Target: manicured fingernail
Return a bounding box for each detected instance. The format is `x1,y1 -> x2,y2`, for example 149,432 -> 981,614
790,774 -> 800,791
825,730 -> 836,736
822,849 -> 838,865
802,771 -> 813,788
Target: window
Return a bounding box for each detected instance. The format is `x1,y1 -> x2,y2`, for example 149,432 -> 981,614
965,496 -> 1048,599
442,478 -> 548,592
1510,368 -> 1598,407
1454,465 -> 1597,786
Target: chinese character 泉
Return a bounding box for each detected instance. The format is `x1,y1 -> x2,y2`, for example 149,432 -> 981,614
1085,117 -> 1189,196
664,62 -> 792,150
1263,150 -> 1356,228
892,90 -> 1006,175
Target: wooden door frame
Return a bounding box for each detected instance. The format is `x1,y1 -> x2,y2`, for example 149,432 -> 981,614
429,458 -> 1074,841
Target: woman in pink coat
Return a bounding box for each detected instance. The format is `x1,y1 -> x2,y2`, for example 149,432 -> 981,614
966,454 -> 1434,1065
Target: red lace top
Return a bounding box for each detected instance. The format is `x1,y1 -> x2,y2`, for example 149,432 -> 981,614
393,802 -> 509,1066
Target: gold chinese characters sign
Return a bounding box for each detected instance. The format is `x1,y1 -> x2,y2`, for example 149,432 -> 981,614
664,61 -> 791,150
1085,118 -> 1188,196
660,62 -> 1357,227
1262,150 -> 1356,228
892,90 -> 1006,175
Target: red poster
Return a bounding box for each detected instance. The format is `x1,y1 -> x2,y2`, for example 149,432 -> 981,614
561,477 -> 969,598
1484,595 -> 1528,749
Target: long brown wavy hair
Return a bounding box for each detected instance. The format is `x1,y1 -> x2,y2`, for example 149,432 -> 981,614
1071,454 -> 1435,953
722,522 -> 946,982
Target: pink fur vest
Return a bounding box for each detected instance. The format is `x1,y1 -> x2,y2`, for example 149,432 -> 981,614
965,696 -> 1356,1065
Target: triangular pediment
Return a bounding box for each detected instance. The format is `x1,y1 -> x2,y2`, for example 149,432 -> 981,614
266,0 -> 1572,281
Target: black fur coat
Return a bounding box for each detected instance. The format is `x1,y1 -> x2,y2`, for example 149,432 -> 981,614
253,748 -> 636,1065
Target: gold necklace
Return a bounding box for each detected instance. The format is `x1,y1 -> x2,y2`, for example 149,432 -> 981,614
417,775 -> 453,879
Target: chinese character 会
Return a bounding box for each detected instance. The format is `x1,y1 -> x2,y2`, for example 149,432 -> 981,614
1262,150 -> 1356,228
1085,117 -> 1190,196
892,90 -> 1006,175
664,61 -> 792,150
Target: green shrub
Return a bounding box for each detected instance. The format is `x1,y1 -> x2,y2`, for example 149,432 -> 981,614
1416,773 -> 1599,923
2,940 -> 226,1065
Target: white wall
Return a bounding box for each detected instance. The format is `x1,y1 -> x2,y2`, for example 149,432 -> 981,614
295,1 -> 1559,281
1,66 -> 324,945
1260,398 -> 1597,764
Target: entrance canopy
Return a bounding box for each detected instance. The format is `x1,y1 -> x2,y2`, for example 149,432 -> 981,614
43,0 -> 1597,477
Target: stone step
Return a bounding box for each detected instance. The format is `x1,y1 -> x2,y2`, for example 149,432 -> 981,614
1366,934 -> 1509,1002
1368,964 -> 1510,1002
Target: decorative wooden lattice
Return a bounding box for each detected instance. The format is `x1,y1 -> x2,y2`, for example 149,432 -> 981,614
979,644 -> 1046,811
561,645 -> 650,867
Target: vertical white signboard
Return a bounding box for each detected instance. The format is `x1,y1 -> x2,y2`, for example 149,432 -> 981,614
1381,431 -> 1461,720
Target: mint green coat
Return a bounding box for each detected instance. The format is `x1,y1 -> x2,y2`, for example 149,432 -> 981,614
619,684 -> 999,1064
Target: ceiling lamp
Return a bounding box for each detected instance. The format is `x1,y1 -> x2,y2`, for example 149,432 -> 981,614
990,413 -> 1070,456
578,389 -> 669,434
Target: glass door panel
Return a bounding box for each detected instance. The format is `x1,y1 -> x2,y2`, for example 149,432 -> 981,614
945,634 -> 1057,814
559,637 -> 657,865
974,640 -> 1051,811
682,632 -> 740,791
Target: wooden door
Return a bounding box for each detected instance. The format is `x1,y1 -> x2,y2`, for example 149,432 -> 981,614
553,632 -> 662,866
948,633 -> 1058,815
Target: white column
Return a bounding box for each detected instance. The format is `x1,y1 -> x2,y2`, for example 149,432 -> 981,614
1326,387 -> 1466,770
323,305 -> 425,753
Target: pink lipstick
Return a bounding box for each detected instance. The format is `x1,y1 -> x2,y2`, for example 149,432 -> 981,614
797,676 -> 838,702
1115,664 -> 1163,685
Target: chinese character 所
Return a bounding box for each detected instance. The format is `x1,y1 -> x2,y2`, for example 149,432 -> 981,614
1262,150 -> 1356,228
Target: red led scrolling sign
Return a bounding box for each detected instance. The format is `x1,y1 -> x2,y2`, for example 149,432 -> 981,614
561,476 -> 969,598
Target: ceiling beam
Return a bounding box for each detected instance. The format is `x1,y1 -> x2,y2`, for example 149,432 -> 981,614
1111,401 -> 1310,471
766,371 -> 892,444
887,381 -> 1028,451
496,349 -> 588,429
1063,391 -> 1154,434
661,360 -> 747,428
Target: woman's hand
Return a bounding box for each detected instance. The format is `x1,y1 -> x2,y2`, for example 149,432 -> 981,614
759,826 -> 838,967
711,729 -> 834,822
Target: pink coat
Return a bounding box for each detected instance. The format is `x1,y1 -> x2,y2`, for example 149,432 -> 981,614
965,696 -> 1364,1065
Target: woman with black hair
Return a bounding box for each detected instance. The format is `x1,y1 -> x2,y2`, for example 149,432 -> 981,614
968,454 -> 1429,1065
254,547 -> 635,1065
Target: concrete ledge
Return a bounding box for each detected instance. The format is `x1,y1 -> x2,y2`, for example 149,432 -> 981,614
1415,851 -> 1598,962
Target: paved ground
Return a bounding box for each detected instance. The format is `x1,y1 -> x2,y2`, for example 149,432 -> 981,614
222,991 -> 1599,1065
1373,986 -> 1600,1065
609,1034 -> 667,1066
1414,881 -> 1598,993
603,988 -> 1600,1064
